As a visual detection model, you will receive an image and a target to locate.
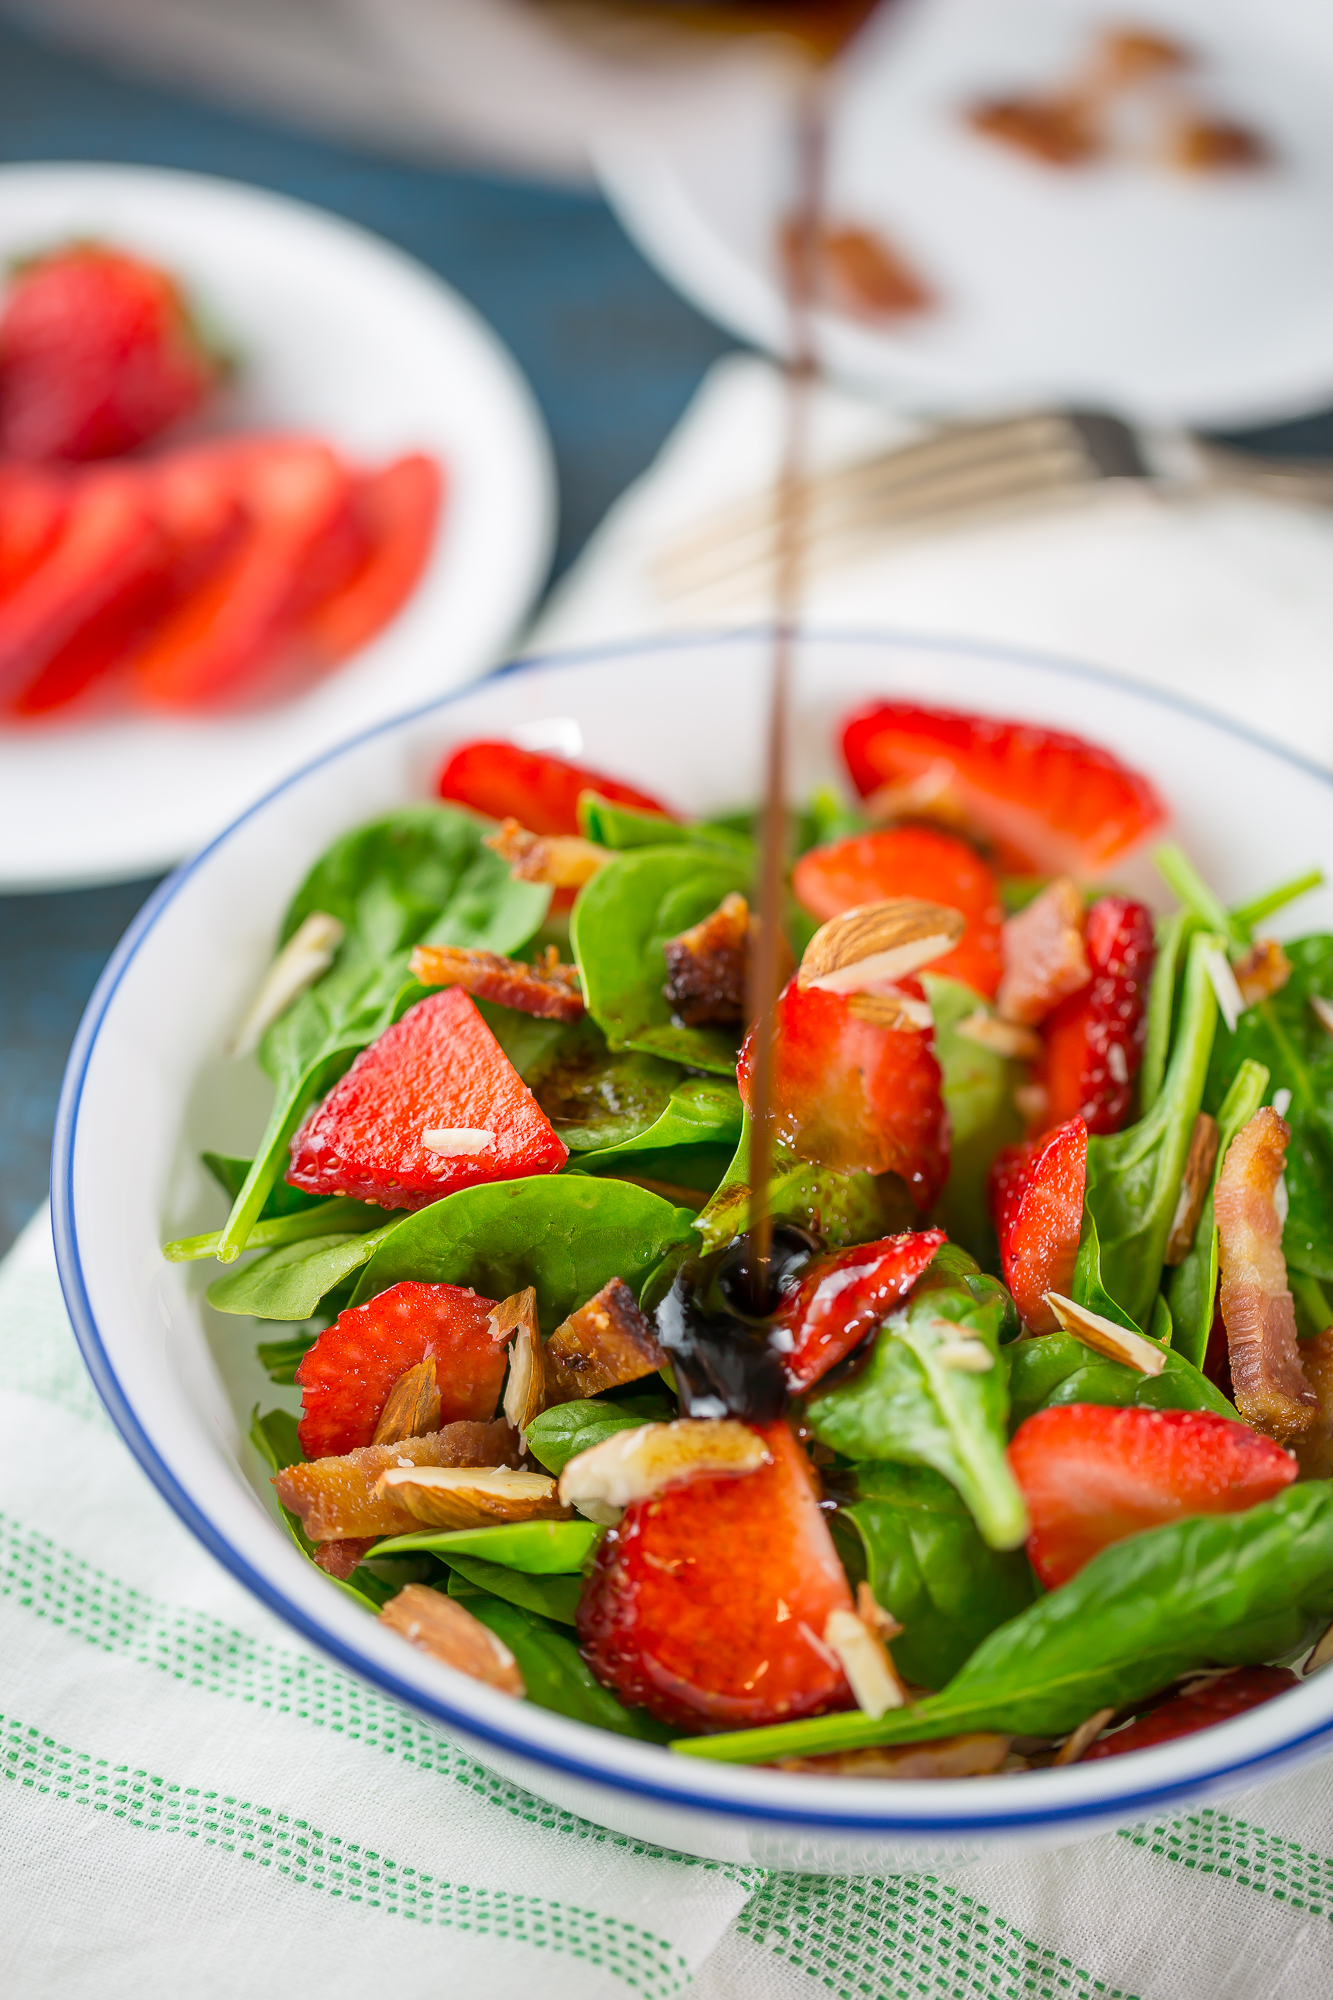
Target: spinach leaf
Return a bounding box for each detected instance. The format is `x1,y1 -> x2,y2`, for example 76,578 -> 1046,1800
922,973 -> 1022,1265
1083,928 -> 1222,1327
350,1177 -> 697,1328
209,1221 -> 399,1319
1169,1057 -> 1271,1367
695,1112 -> 914,1254
1071,1209 -> 1144,1334
165,1195 -> 390,1264
795,787 -> 868,853
526,1020 -> 681,1150
805,1272 -> 1028,1551
575,1076 -> 744,1194
1205,936 -> 1333,1282
256,1330 -> 317,1384
577,794 -> 753,858
677,1482 -> 1333,1762
446,1555 -> 583,1625
366,1520 -> 602,1571
524,1401 -> 654,1476
843,1462 -> 1035,1689
248,1406 -> 389,1611
472,997 -> 569,1081
219,806 -> 548,1263
1007,1331 -> 1236,1430
464,1595 -> 672,1741
1139,910 -> 1201,1114
571,845 -> 752,1074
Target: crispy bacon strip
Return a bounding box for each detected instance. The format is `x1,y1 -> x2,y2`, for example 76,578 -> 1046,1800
996,877 -> 1090,1027
1215,1108 -> 1317,1443
484,817 -> 607,889
546,1277 -> 665,1404
274,1418 -> 521,1541
663,892 -> 750,1026
410,941 -> 584,1021
1233,939 -> 1292,1007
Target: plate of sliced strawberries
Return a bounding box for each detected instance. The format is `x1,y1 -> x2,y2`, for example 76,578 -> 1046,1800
52,630 -> 1333,1868
0,164 -> 554,888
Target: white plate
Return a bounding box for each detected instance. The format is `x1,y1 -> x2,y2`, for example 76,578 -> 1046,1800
597,0 -> 1333,427
53,630 -> 1333,1872
0,163 -> 555,890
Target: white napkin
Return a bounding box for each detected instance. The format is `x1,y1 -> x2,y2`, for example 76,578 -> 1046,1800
2,1204 -> 1332,1998
532,354 -> 1333,774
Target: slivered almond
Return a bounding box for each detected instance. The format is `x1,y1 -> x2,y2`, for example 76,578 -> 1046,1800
936,1341 -> 994,1372
1311,995 -> 1333,1038
491,1288 -> 546,1434
485,817 -> 608,888
1014,1082 -> 1050,1130
1306,1618 -> 1333,1675
558,1418 -> 769,1525
1203,945 -> 1246,1033
1164,1111 -> 1221,1266
545,1277 -> 664,1404
379,1584 -> 525,1696
823,1607 -> 908,1719
372,1356 -> 443,1447
777,1734 -> 1010,1779
421,1127 -> 494,1158
230,910 -> 345,1058
1234,939 -> 1292,1007
376,1465 -> 569,1530
845,987 -> 934,1032
1043,1293 -> 1166,1376
799,898 -> 965,993
955,1011 -> 1042,1060
856,1581 -> 903,1642
1053,1707 -> 1116,1767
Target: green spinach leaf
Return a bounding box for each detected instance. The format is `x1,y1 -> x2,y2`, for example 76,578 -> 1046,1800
471,997 -> 569,1081
248,1406 -> 389,1611
843,1462 -> 1035,1689
166,1195 -> 390,1264
1169,1057 -> 1271,1366
256,1330 -> 317,1384
209,1221 -> 399,1319
577,794 -> 752,858
677,1481 -> 1333,1762
464,1595 -> 672,1740
694,1112 -> 914,1253
366,1520 -> 602,1571
350,1177 -> 697,1328
922,974 -> 1022,1265
575,1076 -> 744,1194
524,1401 -> 654,1476
1007,1331 -> 1236,1430
202,1152 -> 322,1218
1139,910 -> 1201,1114
446,1555 -> 583,1625
526,1020 -> 681,1150
571,845 -> 752,1073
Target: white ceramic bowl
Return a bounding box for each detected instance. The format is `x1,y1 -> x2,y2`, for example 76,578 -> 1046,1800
52,631 -> 1333,1874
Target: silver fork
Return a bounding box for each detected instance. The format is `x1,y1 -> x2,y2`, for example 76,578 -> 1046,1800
651,409 -> 1333,608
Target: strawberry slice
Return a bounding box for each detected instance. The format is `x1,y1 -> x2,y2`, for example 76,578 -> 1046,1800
303,452 -> 443,664
989,1117 -> 1087,1334
776,1230 -> 946,1392
295,1279 -> 503,1458
0,242 -> 220,461
1008,1404 -> 1297,1589
841,700 -> 1166,876
287,985 -> 568,1210
793,825 -> 1003,998
1034,897 -> 1155,1134
738,975 -> 949,1209
577,1422 -> 853,1730
437,739 -> 672,837
1083,1667 -> 1298,1760
0,464 -> 68,602
131,437 -> 361,708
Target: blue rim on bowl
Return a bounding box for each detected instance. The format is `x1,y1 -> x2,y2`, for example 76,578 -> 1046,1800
49,629 -> 1333,1841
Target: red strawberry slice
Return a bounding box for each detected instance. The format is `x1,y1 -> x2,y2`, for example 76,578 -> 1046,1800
738,975 -> 949,1209
437,739 -> 673,837
1008,1404 -> 1297,1589
840,700 -> 1166,877
577,1421 -> 853,1731
1083,1667 -> 1298,1760
989,1116 -> 1087,1334
287,985 -> 568,1210
0,465 -> 68,602
0,242 -> 220,460
296,1279 -> 503,1459
304,452 -> 443,664
1035,897 -> 1155,1135
776,1230 -> 946,1392
793,825 -> 1004,999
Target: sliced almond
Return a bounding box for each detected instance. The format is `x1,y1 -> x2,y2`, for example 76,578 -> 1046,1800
1043,1292 -> 1166,1376
936,1341 -> 994,1373
1203,944 -> 1246,1034
558,1418 -> 769,1525
376,1464 -> 570,1530
1311,995 -> 1333,1039
492,1288 -> 546,1434
421,1127 -> 494,1158
274,1419 -> 521,1541
799,898 -> 965,994
1164,1111 -> 1221,1266
777,1734 -> 1011,1779
955,1011 -> 1042,1061
845,987 -> 934,1032
1053,1707 -> 1116,1766
372,1356 -> 443,1447
856,1580 -> 903,1642
230,910 -> 345,1059
1306,1617 -> 1333,1675
1014,1082 -> 1050,1129
485,817 -> 608,889
823,1607 -> 908,1720
546,1277 -> 665,1404
1234,939 -> 1292,1007
379,1584 -> 525,1696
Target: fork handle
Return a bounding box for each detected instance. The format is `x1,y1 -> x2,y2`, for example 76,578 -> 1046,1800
1185,437 -> 1333,507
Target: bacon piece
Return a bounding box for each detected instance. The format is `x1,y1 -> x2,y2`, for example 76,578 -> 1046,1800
545,1277 -> 665,1404
663,892 -> 749,1025
996,878 -> 1090,1026
1232,940 -> 1292,1008
484,817 -> 607,889
410,941 -> 584,1022
313,1538 -> 375,1579
1295,1327 -> 1333,1480
274,1418 -> 521,1541
1163,1111 -> 1221,1266
1214,1108 -> 1317,1443
780,216 -> 933,319
967,96 -> 1100,167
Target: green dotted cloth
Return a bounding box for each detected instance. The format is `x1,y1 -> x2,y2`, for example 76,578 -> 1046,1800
1,1209 -> 1330,1998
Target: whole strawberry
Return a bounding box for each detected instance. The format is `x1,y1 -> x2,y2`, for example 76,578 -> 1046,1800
0,243 -> 221,460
